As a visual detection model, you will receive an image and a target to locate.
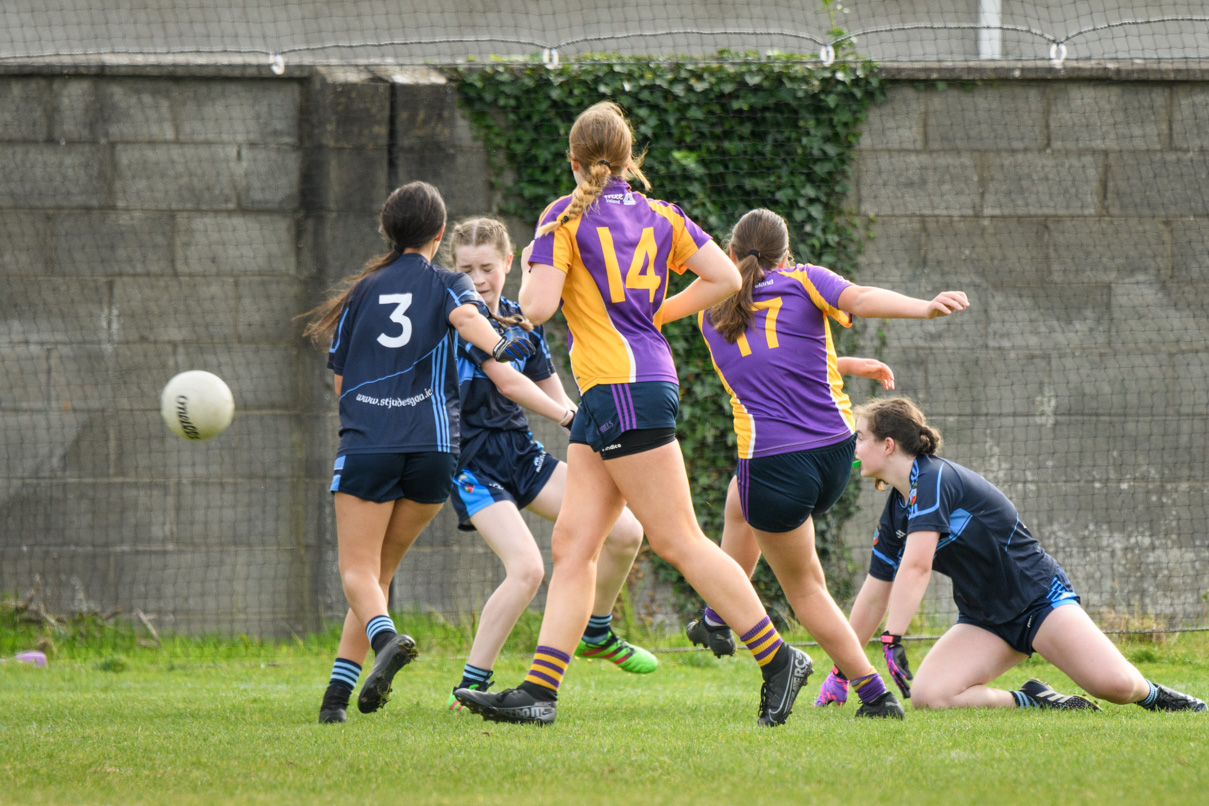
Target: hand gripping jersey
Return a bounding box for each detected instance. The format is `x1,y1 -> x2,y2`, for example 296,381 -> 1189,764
529,178 -> 712,393
456,296 -> 557,471
699,264 -> 855,458
327,253 -> 484,456
868,454 -> 1075,625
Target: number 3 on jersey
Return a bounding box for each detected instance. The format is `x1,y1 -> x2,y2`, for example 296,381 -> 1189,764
736,297 -> 783,356
377,293 -> 413,347
598,226 -> 660,303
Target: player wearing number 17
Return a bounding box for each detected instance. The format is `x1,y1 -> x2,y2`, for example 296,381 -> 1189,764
302,182 -> 535,723
694,208 -> 969,718
456,102 -> 811,727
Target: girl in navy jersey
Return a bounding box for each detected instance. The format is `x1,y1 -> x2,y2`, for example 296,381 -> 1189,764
442,217 -> 656,711
690,207 -> 969,719
455,102 -> 812,727
842,396 -> 1205,713
303,182 -> 534,724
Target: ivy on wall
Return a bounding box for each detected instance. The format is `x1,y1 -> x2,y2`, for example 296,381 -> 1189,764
450,54 -> 883,620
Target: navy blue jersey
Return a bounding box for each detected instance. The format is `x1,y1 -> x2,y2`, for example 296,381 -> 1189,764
456,297 -> 556,470
327,253 -> 483,456
868,454 -> 1073,624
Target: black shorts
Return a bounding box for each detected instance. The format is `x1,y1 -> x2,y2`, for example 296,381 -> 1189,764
956,580 -> 1081,656
736,434 -> 856,533
569,381 -> 679,455
330,451 -> 457,504
449,431 -> 559,530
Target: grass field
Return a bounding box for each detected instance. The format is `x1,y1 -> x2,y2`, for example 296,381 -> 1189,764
2,621 -> 1207,806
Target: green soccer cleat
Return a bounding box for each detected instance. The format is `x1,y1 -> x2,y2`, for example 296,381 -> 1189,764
575,631 -> 658,674
445,679 -> 492,713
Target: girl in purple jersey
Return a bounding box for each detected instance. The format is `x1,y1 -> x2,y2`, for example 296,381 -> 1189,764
303,183 -> 534,724
691,208 -> 969,718
455,102 -> 813,727
441,217 -> 656,712
841,396 -> 1205,713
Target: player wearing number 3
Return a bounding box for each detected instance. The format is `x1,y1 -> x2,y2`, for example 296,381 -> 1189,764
456,102 -> 813,726
302,182 -> 535,723
691,207 -> 969,718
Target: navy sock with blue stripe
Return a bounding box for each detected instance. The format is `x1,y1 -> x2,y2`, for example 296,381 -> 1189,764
328,657 -> 362,694
458,663 -> 493,690
1012,689 -> 1038,708
1136,680 -> 1159,707
582,614 -> 614,645
366,614 -> 398,654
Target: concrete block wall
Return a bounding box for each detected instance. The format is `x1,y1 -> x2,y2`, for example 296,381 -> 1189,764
0,67 -> 323,636
3,63 -> 1207,635
843,75 -> 1209,626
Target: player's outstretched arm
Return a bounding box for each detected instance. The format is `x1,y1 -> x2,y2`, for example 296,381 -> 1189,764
837,356 -> 895,389
482,360 -> 574,425
449,304 -> 536,363
848,574 -> 893,645
660,241 -> 741,324
839,285 -> 969,320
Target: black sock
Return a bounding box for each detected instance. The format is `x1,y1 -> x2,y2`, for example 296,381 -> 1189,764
519,681 -> 557,702
761,644 -> 791,679
370,630 -> 396,655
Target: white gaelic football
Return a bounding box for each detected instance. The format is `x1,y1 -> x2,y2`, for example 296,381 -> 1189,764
160,370 -> 235,441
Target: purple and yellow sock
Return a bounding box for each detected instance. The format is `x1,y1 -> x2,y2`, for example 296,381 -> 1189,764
703,606 -> 727,629
850,671 -> 889,704
523,645 -> 571,694
739,616 -> 784,667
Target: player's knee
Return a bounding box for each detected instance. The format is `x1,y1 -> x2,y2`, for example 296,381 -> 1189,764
644,532 -> 690,568
508,560 -> 545,597
605,514 -> 644,557
909,679 -> 954,710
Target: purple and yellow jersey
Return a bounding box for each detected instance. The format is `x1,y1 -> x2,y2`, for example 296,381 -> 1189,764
699,264 -> 854,459
529,178 -> 712,393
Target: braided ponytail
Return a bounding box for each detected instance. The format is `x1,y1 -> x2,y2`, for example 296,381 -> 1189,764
537,102 -> 651,236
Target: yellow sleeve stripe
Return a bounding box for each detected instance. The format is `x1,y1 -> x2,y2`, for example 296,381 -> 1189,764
787,269 -> 852,328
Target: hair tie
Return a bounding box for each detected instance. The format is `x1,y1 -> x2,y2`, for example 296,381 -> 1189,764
392,243 -> 406,253
747,249 -> 761,259
595,160 -> 613,169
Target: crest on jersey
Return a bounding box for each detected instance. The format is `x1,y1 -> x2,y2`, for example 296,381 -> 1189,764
604,191 -> 637,205
908,487 -> 917,506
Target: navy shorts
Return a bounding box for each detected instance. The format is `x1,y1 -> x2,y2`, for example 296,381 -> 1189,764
450,431 -> 559,530
569,381 -> 679,454
736,434 -> 856,533
956,578 -> 1081,656
330,451 -> 457,504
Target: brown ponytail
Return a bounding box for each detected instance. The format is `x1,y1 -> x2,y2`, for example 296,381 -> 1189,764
707,208 -> 790,344
537,101 -> 651,236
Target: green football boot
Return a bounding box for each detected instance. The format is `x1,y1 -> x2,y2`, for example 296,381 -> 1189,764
575,630 -> 658,674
